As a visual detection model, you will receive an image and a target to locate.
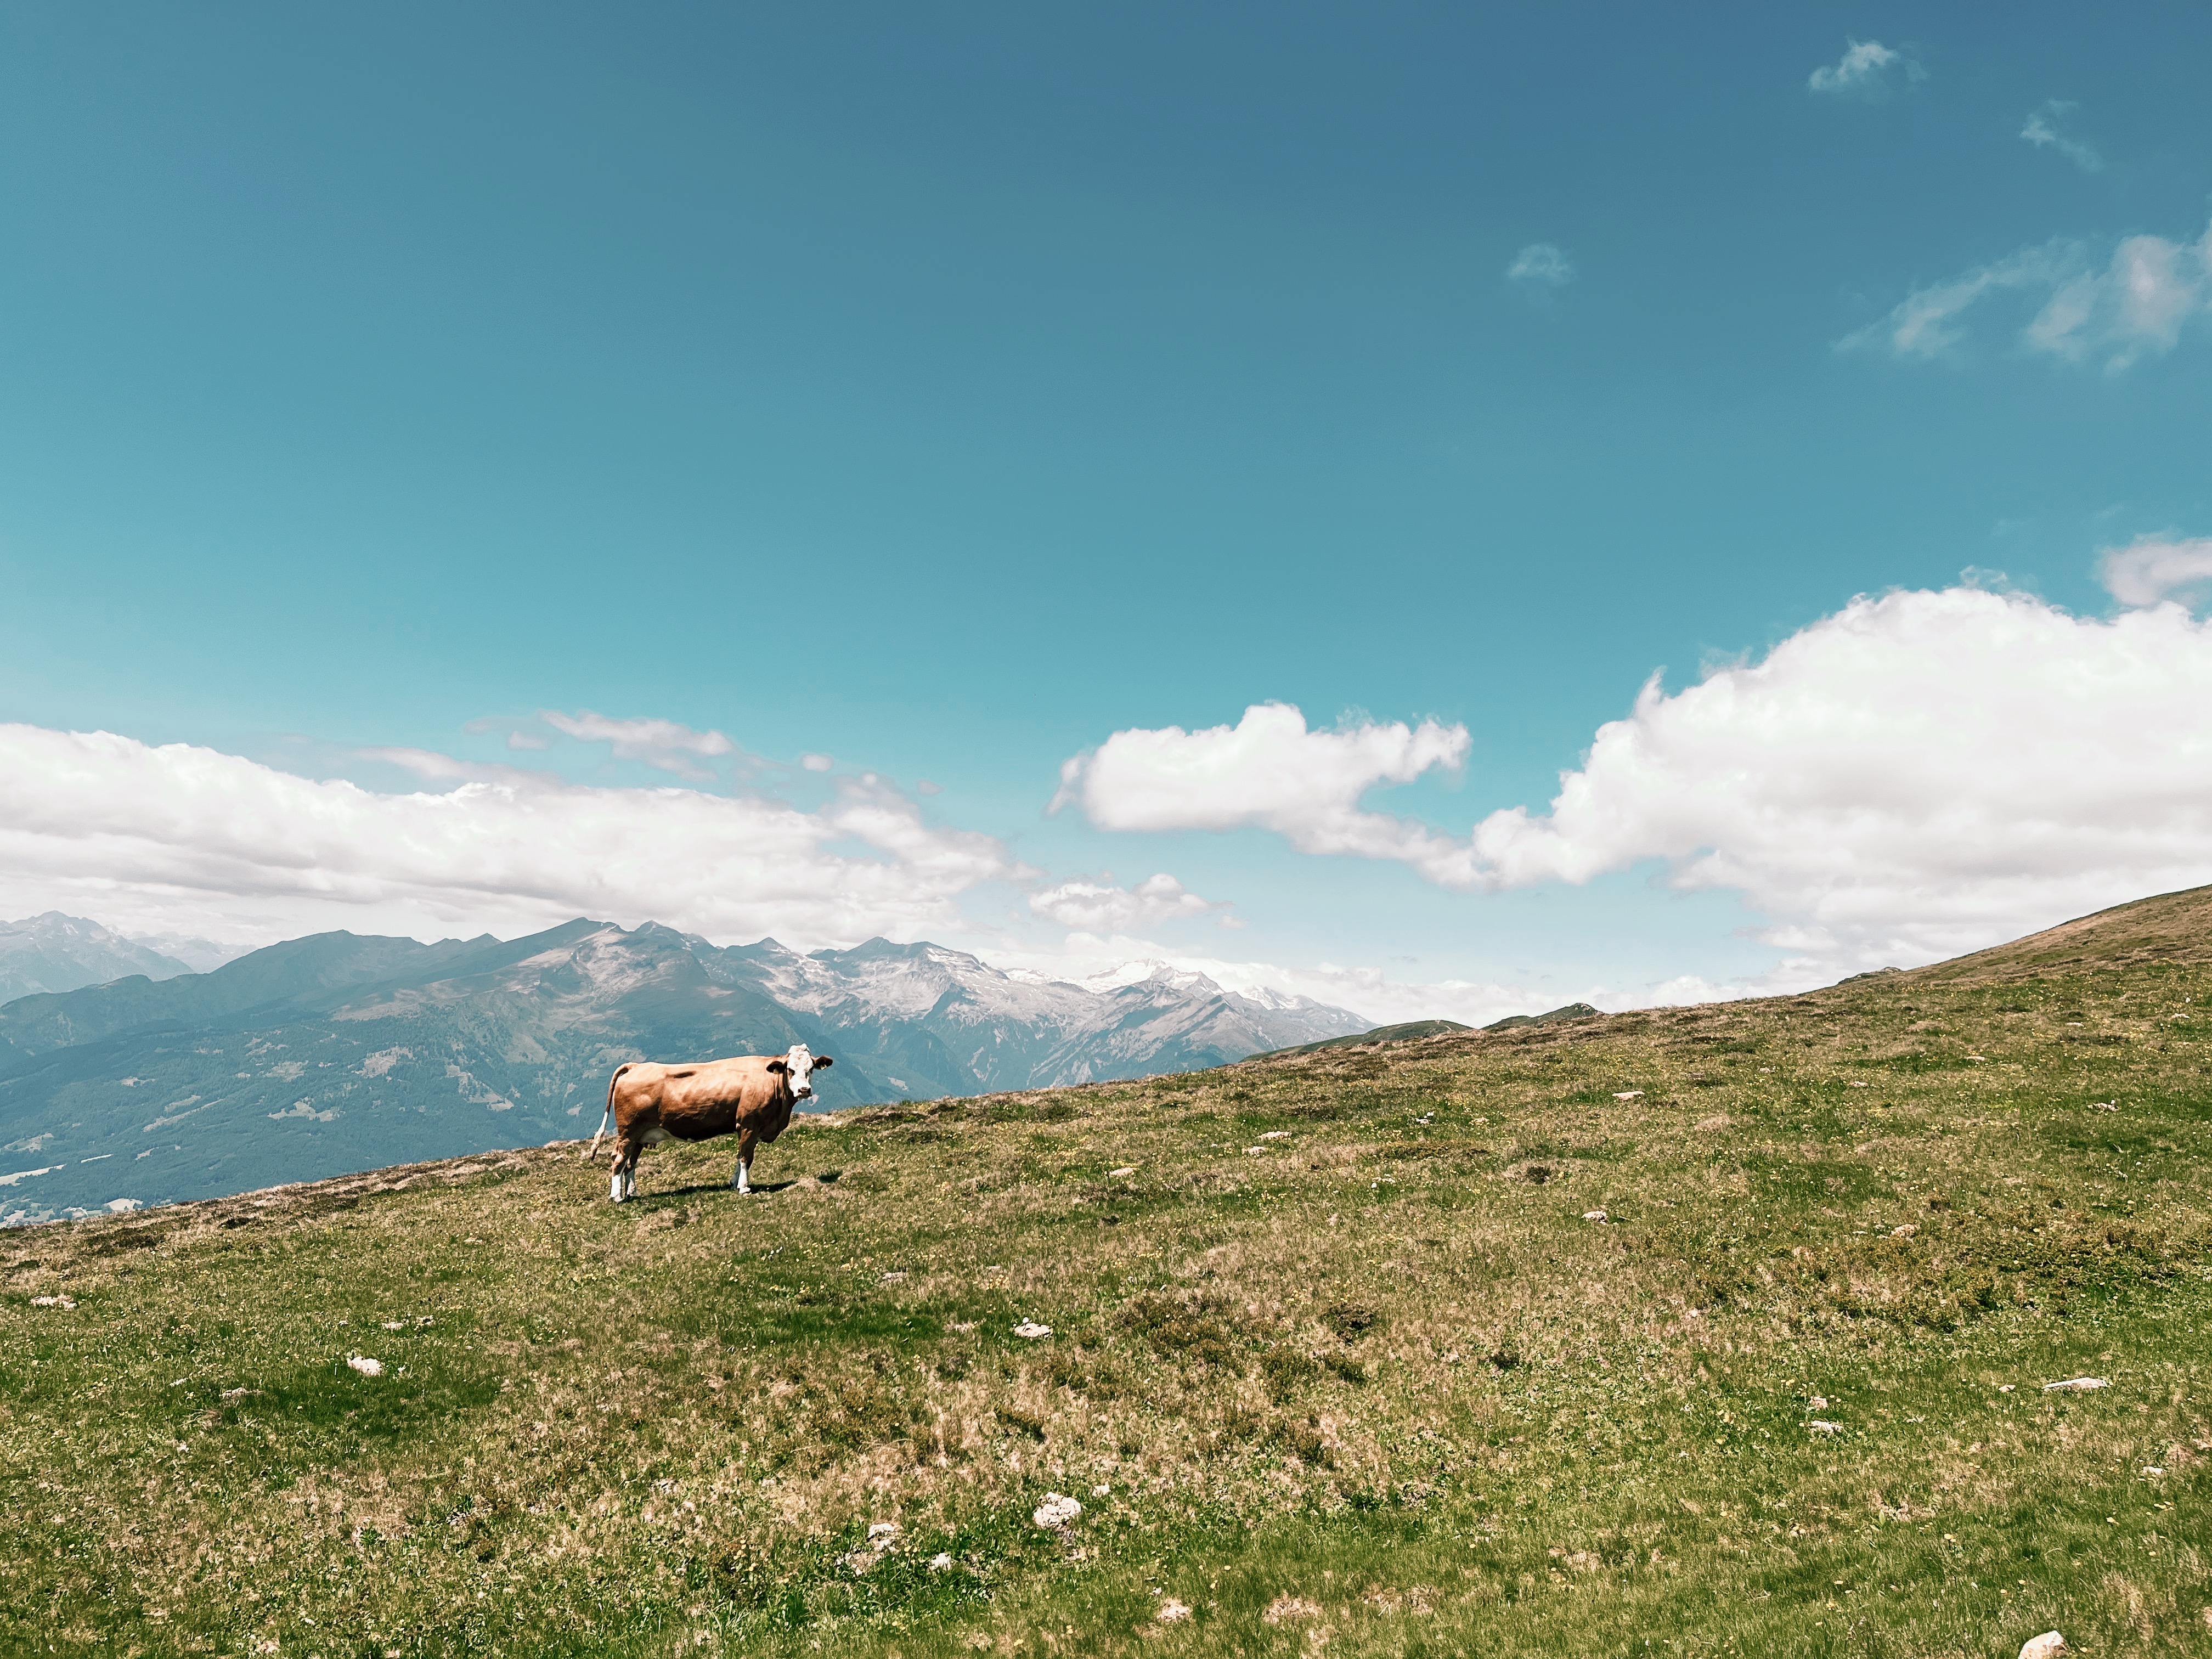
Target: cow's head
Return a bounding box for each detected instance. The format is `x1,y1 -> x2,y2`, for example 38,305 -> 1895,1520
780,1043 -> 833,1101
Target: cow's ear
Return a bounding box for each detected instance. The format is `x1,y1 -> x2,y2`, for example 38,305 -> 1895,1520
766,1059 -> 789,1074
813,1055 -> 833,1068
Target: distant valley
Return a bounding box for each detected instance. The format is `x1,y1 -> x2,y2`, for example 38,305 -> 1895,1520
0,916 -> 1367,1222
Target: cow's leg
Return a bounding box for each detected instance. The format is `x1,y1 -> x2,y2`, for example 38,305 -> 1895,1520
610,1136 -> 642,1203
733,1126 -> 760,1194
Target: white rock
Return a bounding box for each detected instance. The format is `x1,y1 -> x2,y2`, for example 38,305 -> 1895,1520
928,1552 -> 952,1571
1092,1483 -> 1111,1497
1032,1493 -> 1083,1530
1583,1210 -> 1609,1222
29,1295 -> 75,1310
1260,1131 -> 1292,1140
867,1522 -> 899,1548
1108,1166 -> 1138,1178
2090,1101 -> 2117,1113
1891,1224 -> 1917,1237
1998,1385 -> 2015,1392
2018,1633 -> 2066,1659
1809,1420 -> 1843,1435
1613,1090 -> 1643,1101
1157,1599 -> 1193,1623
2042,1377 -> 2108,1392
1808,1396 -> 1828,1409
2142,1466 -> 2164,1477
1013,1320 -> 1053,1340
346,1355 -> 384,1378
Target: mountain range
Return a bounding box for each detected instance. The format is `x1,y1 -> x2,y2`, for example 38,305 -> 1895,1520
0,916 -> 1367,1224
0,912 -> 196,1002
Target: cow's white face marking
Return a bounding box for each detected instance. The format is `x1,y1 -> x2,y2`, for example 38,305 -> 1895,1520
785,1045 -> 820,1100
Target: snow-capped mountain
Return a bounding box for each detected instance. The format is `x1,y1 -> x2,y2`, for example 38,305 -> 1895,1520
0,918 -> 1369,1222
0,912 -> 196,1002
701,936 -> 1362,1096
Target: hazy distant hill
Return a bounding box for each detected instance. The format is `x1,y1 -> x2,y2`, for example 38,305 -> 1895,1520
0,912 -> 195,1002
0,919 -> 1365,1222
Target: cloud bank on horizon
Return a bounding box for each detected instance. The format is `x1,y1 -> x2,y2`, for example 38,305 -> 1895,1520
14,544 -> 2212,1022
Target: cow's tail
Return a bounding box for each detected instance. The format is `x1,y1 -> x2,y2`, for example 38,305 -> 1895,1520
588,1064 -> 631,1159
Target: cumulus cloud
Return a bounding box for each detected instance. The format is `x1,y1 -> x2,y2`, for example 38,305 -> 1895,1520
1506,243 -> 1576,290
1842,217 -> 2212,371
1052,703 -> 1480,887
1808,39 -> 1920,96
2021,100 -> 2103,173
2098,536 -> 2212,609
1028,873 -> 1227,934
0,725 -> 1018,955
1471,586 -> 2212,973
1064,585 -> 2212,983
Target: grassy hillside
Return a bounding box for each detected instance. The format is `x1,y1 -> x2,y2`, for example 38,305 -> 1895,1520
6,889 -> 2212,1657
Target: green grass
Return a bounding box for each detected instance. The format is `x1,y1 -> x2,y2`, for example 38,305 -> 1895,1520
5,906 -> 2212,1657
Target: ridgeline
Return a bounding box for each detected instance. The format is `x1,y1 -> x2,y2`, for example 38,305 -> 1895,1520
4,889 -> 2210,1656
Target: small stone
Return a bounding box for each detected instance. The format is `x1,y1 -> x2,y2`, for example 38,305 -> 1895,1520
1998,1385 -> 2015,1392
1108,1166 -> 1137,1178
2018,1633 -> 2066,1659
1260,1131 -> 1292,1140
347,1356 -> 384,1378
928,1552 -> 952,1571
1809,1420 -> 1843,1435
867,1522 -> 899,1549
219,1387 -> 261,1403
2142,1467 -> 2164,1477
1583,1210 -> 1609,1222
1613,1090 -> 1643,1101
1808,1396 -> 1828,1409
30,1295 -> 75,1310
1156,1599 -> 1193,1624
1093,1483 -> 1111,1497
1032,1493 -> 1082,1530
1891,1224 -> 1917,1237
879,1271 -> 906,1283
2042,1377 -> 2108,1392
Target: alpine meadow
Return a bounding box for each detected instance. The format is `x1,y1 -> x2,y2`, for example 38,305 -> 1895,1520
4,887 -> 2208,1657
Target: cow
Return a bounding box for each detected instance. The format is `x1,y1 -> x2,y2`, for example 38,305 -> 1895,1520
586,1044 -> 833,1202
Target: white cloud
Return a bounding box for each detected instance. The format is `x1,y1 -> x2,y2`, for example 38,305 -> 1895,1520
1843,218 -> 2212,371
0,724 -> 1018,955
2021,100 -> 2103,173
1053,702 -> 1481,887
539,709 -> 737,779
800,753 -> 834,773
1506,243 -> 1575,289
2027,227 -> 2212,370
1838,241 -> 2076,360
1063,586 -> 2212,985
1808,39 -> 1919,95
1468,586 -> 2212,975
1029,873 -> 1226,933
2098,536 -> 2212,608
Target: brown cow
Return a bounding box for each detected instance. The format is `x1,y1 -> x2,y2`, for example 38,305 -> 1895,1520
586,1043 -> 833,1201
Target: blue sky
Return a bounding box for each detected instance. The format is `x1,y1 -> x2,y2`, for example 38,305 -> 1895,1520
5,3 -> 2212,1020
